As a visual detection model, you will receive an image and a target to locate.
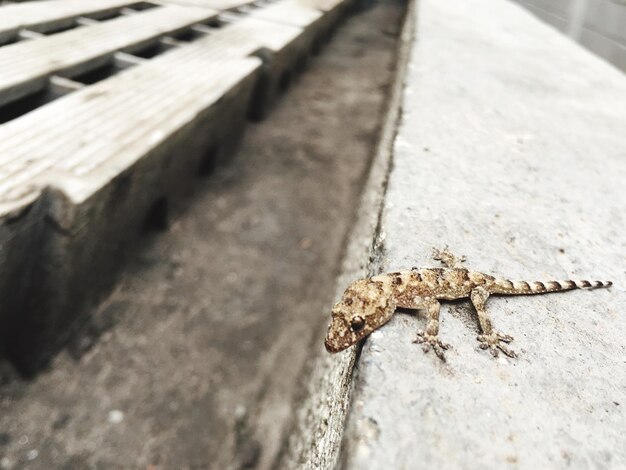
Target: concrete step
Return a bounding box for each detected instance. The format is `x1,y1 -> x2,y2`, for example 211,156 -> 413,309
281,0 -> 626,467
0,0 -> 355,373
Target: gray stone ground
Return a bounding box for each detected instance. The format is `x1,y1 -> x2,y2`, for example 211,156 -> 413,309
0,1 -> 406,468
339,0 -> 626,468
278,0 -> 416,467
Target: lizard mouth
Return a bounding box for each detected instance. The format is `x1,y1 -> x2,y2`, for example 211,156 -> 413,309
324,332 -> 353,353
325,339 -> 343,353
324,329 -> 359,353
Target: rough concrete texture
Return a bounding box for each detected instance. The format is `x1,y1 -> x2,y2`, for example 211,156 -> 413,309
340,0 -> 626,468
0,1 -> 406,468
279,0 -> 415,467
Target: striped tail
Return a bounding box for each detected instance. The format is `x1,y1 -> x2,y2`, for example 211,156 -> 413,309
490,278 -> 613,295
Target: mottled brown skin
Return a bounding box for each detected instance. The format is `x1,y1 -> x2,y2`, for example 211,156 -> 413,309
325,248 -> 613,359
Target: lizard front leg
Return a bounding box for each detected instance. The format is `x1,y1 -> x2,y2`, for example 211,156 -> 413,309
404,297 -> 450,360
470,286 -> 516,358
432,246 -> 466,269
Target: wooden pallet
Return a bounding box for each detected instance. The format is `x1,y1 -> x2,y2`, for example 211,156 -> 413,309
0,0 -> 354,372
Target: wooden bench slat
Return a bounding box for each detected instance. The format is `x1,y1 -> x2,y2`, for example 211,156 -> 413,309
0,16 -> 303,162
0,5 -> 219,107
0,0 -> 140,39
0,10 -> 320,213
157,0 -> 258,11
248,0 -> 323,27
0,60 -> 259,214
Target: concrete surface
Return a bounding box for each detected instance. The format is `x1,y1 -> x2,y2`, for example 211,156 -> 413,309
278,0 -> 415,468
0,1 -> 406,467
337,0 -> 626,468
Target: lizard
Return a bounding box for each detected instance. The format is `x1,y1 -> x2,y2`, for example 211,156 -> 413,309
324,247 -> 613,359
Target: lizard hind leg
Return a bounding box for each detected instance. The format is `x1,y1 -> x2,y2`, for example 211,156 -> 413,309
470,286 -> 517,358
409,297 -> 451,361
432,246 -> 467,269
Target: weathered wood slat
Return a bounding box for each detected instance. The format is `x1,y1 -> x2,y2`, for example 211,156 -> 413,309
249,0 -> 323,27
296,0 -> 348,12
0,15 -> 312,216
0,0 -> 142,43
0,4 -> 219,107
0,0 -> 350,373
0,49 -> 261,371
160,0 -> 350,16
157,0 -> 258,11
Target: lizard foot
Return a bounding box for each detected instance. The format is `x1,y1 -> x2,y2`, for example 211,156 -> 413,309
477,331 -> 517,358
413,331 -> 451,360
432,246 -> 466,269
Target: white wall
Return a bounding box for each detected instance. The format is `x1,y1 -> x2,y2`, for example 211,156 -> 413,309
513,0 -> 626,71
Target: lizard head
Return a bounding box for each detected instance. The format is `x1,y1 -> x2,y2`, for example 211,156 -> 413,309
325,278 -> 396,353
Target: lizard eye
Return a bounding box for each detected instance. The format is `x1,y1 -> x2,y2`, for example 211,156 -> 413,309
350,316 -> 365,332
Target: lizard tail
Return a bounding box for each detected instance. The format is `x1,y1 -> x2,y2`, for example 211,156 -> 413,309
490,279 -> 613,295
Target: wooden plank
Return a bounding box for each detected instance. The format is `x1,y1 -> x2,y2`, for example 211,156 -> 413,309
0,4 -> 219,107
157,0 -> 258,11
0,40 -> 261,370
0,0 -> 344,216
295,0 -> 349,13
0,53 -> 258,216
0,1 -> 346,216
248,0 -> 324,27
189,16 -> 303,58
0,0 -> 140,42
159,0 -> 351,13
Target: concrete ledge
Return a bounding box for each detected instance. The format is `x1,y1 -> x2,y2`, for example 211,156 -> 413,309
278,0 -> 416,466
282,0 -> 626,468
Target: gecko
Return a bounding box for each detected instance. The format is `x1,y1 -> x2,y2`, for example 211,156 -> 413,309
324,248 -> 613,359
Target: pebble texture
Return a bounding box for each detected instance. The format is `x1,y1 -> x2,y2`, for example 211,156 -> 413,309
340,0 -> 626,468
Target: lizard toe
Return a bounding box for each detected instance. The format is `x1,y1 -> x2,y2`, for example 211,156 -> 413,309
413,330 -> 426,344
496,332 -> 514,343
414,332 -> 449,361
498,343 -> 518,358
477,332 -> 517,359
433,346 -> 446,361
